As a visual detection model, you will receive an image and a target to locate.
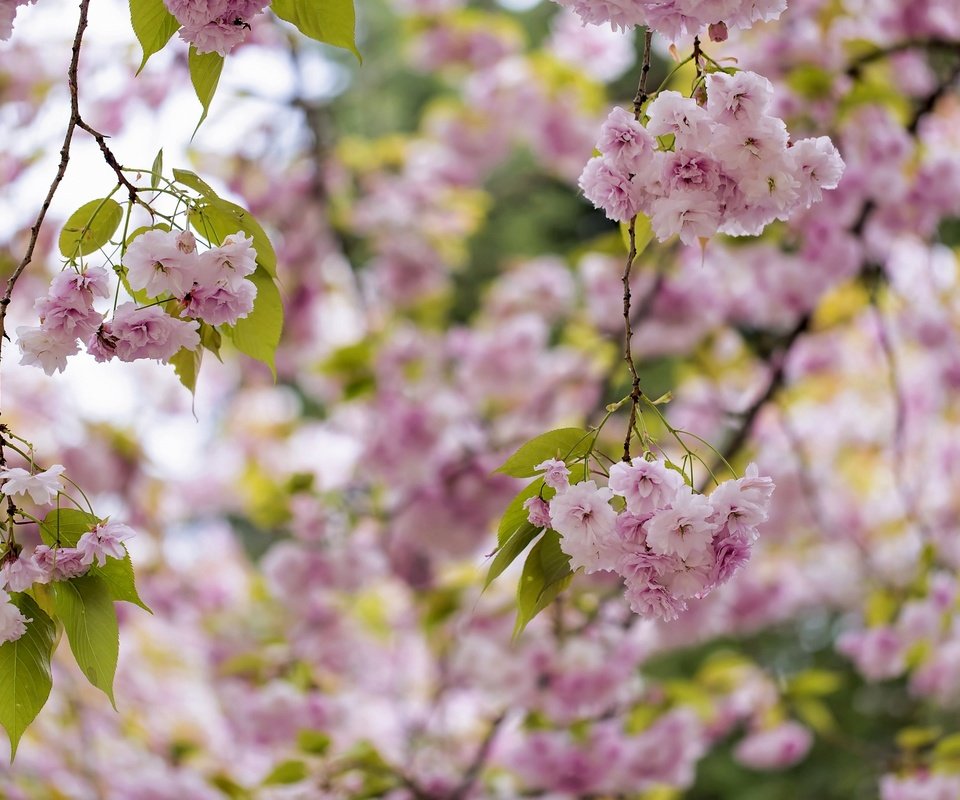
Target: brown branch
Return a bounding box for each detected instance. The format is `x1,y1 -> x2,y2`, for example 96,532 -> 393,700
632,28 -> 654,117
448,713 -> 506,800
0,0 -> 91,368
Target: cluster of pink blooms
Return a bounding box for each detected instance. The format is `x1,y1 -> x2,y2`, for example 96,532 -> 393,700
552,0 -> 786,40
0,0 -> 33,40
578,70 -> 845,245
0,463 -> 134,645
163,0 -> 269,55
524,456 -> 774,620
17,229 -> 257,375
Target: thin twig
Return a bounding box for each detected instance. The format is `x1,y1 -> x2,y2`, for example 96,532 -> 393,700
0,0 -> 92,367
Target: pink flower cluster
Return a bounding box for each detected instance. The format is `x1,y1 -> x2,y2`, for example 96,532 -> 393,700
163,0 -> 270,55
527,456 -> 774,620
552,0 -> 786,39
0,520 -> 134,645
578,71 -> 845,245
17,229 -> 258,374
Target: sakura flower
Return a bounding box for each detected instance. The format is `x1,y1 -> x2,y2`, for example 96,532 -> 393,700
33,545 -> 88,581
734,721 -> 813,771
578,157 -> 643,222
88,303 -> 200,363
0,464 -> 65,505
705,70 -> 774,125
1,554 -> 45,592
550,480 -> 619,572
195,232 -> 258,289
0,590 -> 30,645
534,458 -> 570,491
608,457 -> 684,514
76,521 -> 135,567
16,324 -> 79,375
523,496 -> 552,529
644,490 -> 715,559
48,266 -> 111,301
596,106 -> 657,175
124,229 -> 198,299
183,280 -> 256,326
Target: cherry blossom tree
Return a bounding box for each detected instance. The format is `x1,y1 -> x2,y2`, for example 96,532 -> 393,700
0,0 -> 959,796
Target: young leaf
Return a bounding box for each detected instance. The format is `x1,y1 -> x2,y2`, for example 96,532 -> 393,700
496,478 -> 547,548
485,522 -> 541,590
224,267 -> 283,376
58,198 -> 123,258
129,0 -> 180,74
263,759 -> 309,785
619,212 -> 654,259
188,198 -> 277,276
172,168 -> 220,200
170,345 -> 202,395
40,510 -> 150,612
271,0 -> 360,61
150,149 -> 163,190
513,530 -> 572,639
188,47 -> 224,131
495,428 -> 592,478
52,575 -> 120,706
0,594 -> 56,760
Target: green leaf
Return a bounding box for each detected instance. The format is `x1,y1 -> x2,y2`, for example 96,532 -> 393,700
172,168 -> 220,200
52,575 -> 119,706
150,149 -> 163,190
170,345 -> 202,395
297,729 -> 331,755
0,594 -> 56,760
263,759 -> 309,785
129,0 -> 180,74
189,198 -> 277,277
496,478 -> 547,548
485,522 -> 541,590
224,266 -> 283,376
188,47 -> 224,131
59,198 -> 123,258
271,0 -> 360,60
40,510 -> 150,612
495,428 -> 592,478
200,321 -> 223,361
513,530 -> 572,639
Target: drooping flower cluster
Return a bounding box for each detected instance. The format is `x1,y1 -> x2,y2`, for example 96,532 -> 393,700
529,456 -> 774,620
17,229 -> 258,374
552,0 -> 786,40
163,0 -> 270,55
0,463 -> 135,644
579,71 -> 845,245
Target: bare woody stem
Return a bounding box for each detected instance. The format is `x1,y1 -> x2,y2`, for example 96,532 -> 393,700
0,0 -> 154,385
0,0 -> 92,372
622,29 -> 656,462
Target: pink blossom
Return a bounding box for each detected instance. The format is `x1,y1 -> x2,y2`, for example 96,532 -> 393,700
33,545 -> 88,581
48,266 -> 111,301
837,626 -> 906,681
660,548 -> 714,598
623,580 -> 687,621
645,91 -> 715,147
578,157 -> 643,222
34,293 -> 103,340
734,721 -> 813,770
549,480 -> 619,572
183,280 -> 256,326
706,70 -> 774,125
650,189 -> 722,245
196,232 -> 258,288
711,527 -> 752,584
88,302 -> 200,363
0,590 -> 30,645
596,106 -> 656,175
124,229 -> 198,299
1,554 -> 45,592
0,464 -> 65,505
76,521 -> 135,567
790,136 -> 846,208
608,457 -> 684,513
644,490 -> 716,559
534,458 -> 570,491
523,495 -> 552,529
16,324 -> 79,375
